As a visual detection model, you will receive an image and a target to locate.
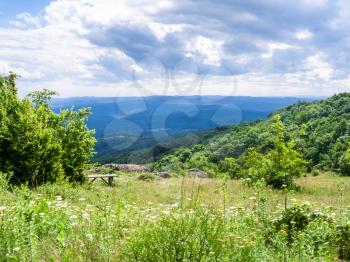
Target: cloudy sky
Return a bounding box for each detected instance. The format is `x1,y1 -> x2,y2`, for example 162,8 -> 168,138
1,0 -> 350,97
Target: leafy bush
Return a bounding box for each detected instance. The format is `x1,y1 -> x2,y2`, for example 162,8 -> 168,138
0,73 -> 95,186
336,223 -> 350,260
219,157 -> 240,178
94,166 -> 115,174
153,155 -> 184,174
138,173 -> 156,181
241,115 -> 306,189
271,204 -> 331,245
339,144 -> 350,176
0,172 -> 11,192
311,169 -> 320,176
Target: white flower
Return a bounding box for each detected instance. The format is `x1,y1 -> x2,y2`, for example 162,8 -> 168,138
249,196 -> 256,200
82,212 -> 90,220
13,247 -> 20,252
0,206 -> 8,212
86,233 -> 93,241
56,196 -> 63,201
69,215 -> 78,220
78,198 -> 85,201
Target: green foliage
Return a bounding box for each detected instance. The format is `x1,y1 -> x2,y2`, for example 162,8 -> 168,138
1,178 -> 347,261
336,223 -> 350,260
311,169 -> 320,177
271,204 -> 331,244
0,172 -> 11,192
339,142 -> 350,176
0,73 -> 95,186
219,157 -> 240,178
2,175 -> 350,260
120,208 -> 226,261
138,173 -> 156,181
240,147 -> 271,186
153,155 -> 185,174
155,93 -> 350,180
235,115 -> 306,189
94,166 -> 115,174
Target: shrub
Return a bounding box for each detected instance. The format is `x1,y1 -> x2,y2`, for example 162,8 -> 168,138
270,204 -> 331,245
336,223 -> 350,259
241,115 -> 306,189
138,173 -> 156,181
311,169 -> 320,176
95,166 -> 115,174
0,172 -> 11,192
219,157 -> 241,178
153,155 -> 184,174
339,145 -> 350,176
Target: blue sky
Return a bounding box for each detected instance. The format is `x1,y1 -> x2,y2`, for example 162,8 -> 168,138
0,0 -> 349,97
0,0 -> 51,25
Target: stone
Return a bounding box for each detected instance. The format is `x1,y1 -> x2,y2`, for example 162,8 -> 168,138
103,164 -> 150,173
188,168 -> 208,178
155,172 -> 171,178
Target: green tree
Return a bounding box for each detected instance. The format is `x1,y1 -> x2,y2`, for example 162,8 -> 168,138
241,115 -> 306,189
0,73 -> 95,186
339,141 -> 350,175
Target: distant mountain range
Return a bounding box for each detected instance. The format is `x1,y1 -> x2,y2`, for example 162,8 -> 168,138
51,96 -> 317,162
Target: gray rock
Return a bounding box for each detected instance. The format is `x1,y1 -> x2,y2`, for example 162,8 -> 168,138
188,168 -> 208,178
155,172 -> 171,178
103,164 -> 150,173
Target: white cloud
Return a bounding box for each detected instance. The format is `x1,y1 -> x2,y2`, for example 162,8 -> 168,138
295,29 -> 313,40
304,54 -> 334,81
0,0 -> 350,97
261,42 -> 294,59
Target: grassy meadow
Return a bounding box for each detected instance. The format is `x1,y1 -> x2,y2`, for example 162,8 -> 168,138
1,172 -> 350,261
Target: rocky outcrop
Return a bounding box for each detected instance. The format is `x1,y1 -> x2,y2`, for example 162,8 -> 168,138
188,168 -> 208,178
103,164 -> 151,173
155,172 -> 171,178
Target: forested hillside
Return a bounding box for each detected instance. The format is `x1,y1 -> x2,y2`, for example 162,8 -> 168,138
51,96 -> 312,163
155,93 -> 350,182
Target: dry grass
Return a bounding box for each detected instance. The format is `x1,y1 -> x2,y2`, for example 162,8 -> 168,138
85,172 -> 350,211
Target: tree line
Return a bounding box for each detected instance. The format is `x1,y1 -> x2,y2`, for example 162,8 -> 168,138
155,93 -> 350,189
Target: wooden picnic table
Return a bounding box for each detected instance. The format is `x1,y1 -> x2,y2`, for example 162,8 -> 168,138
88,174 -> 118,186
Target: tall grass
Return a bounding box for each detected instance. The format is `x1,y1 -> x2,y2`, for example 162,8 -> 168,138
0,173 -> 350,261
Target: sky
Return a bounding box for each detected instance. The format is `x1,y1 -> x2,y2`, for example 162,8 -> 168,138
0,0 -> 350,97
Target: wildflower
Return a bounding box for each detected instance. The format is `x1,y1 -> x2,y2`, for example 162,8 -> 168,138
39,212 -> 45,217
56,195 -> 63,201
78,198 -> 85,201
0,206 -> 7,212
86,233 -> 93,241
249,196 -> 256,201
82,212 -> 90,220
304,201 -> 312,207
69,214 -> 78,220
13,247 -> 20,252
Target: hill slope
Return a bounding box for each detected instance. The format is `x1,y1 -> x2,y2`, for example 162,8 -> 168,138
51,96 -> 312,162
155,93 -> 350,174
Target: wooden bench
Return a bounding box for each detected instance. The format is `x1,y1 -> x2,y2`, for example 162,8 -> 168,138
88,174 -> 118,186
